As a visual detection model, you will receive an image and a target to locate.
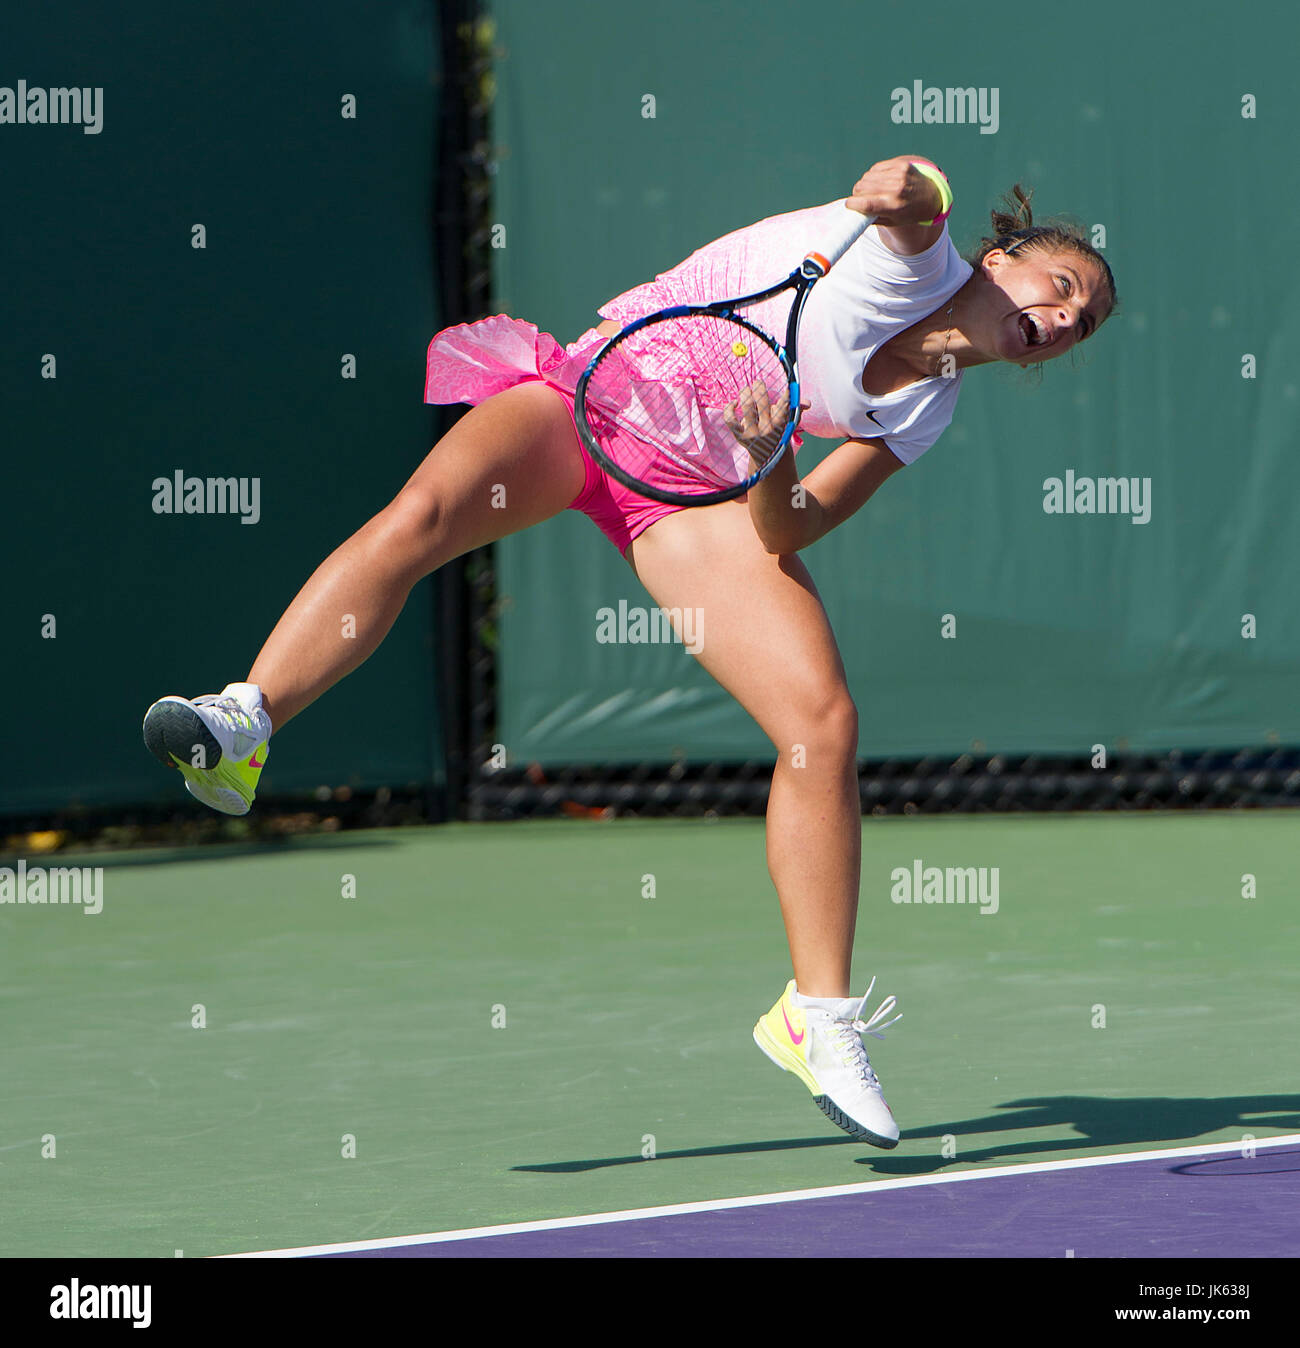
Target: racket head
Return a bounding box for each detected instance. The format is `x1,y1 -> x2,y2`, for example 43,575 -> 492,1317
574,306 -> 799,508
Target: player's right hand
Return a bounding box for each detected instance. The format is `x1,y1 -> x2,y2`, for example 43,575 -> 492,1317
846,156 -> 942,226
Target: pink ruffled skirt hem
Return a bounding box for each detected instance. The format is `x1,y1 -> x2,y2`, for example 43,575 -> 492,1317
426,316 -> 691,556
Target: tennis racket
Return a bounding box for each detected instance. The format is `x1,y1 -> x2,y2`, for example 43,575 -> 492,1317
573,206 -> 876,506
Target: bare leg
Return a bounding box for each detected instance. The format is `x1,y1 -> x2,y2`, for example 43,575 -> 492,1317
628,503 -> 861,997
247,383 -> 587,729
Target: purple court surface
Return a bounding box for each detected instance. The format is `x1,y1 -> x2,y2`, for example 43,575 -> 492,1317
229,1137 -> 1300,1259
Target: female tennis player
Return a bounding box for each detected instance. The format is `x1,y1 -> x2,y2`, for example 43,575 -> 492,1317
144,155 -> 1116,1148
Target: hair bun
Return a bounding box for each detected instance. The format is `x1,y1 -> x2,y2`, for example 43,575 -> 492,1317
989,183 -> 1034,238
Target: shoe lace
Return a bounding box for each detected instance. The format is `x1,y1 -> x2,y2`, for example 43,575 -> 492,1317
825,976 -> 902,1084
194,694 -> 255,731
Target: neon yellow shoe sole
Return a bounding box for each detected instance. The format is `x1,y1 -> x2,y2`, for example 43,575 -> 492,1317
143,697 -> 268,816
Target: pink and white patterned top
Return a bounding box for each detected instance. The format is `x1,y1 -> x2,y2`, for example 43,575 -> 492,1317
596,198 -> 972,464
425,199 -> 972,468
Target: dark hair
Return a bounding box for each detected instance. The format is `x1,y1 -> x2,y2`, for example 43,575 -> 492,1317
968,184 -> 1118,320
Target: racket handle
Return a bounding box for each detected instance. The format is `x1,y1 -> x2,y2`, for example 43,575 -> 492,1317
805,207 -> 875,275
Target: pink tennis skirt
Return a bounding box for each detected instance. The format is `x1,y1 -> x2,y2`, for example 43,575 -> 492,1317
424,315 -> 800,557
423,315 -> 677,555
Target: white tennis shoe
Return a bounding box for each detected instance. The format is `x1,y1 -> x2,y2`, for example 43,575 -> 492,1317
754,977 -> 902,1147
143,682 -> 272,816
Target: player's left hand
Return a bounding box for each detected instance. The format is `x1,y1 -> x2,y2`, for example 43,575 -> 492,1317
846,156 -> 941,226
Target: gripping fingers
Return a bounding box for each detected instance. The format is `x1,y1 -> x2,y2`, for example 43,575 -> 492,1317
726,382 -> 786,434
725,385 -> 755,432
725,381 -> 793,465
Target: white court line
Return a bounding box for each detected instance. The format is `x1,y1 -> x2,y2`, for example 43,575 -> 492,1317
221,1132 -> 1300,1258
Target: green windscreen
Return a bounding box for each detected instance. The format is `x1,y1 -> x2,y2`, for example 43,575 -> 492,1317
1,3 -> 444,811
488,0 -> 1295,764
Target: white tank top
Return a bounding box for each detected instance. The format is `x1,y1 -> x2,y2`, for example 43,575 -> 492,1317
797,205 -> 973,464
597,198 -> 973,466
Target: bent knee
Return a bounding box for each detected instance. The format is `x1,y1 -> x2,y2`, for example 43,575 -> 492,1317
779,687 -> 859,766
387,482 -> 442,535
371,490 -> 446,579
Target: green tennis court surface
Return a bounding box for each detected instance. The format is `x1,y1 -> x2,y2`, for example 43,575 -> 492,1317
4,813 -> 1296,1257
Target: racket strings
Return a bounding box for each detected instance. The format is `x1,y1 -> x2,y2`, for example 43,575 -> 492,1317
583,311 -> 793,496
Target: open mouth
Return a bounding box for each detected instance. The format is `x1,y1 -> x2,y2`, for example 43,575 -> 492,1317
1018,312 -> 1049,348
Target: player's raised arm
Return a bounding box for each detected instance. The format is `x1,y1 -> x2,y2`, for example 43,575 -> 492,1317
846,156 -> 953,256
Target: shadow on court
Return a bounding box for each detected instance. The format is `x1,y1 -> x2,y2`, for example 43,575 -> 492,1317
513,1094 -> 1300,1174
2,835 -> 402,870
859,1093 -> 1300,1174
1170,1149 -> 1300,1177
513,1135 -> 857,1172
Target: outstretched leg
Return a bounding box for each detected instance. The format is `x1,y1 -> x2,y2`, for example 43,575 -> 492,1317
248,382 -> 587,729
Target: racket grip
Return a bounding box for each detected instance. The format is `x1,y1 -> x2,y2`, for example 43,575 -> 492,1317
808,207 -> 875,273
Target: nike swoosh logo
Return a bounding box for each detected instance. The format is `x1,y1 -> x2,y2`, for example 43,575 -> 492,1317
781,1002 -> 805,1045
248,749 -> 265,769
863,409 -> 885,427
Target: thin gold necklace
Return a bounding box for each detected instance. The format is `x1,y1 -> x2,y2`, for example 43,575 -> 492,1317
934,296 -> 956,377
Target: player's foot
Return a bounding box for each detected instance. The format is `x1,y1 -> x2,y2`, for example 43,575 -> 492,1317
142,682 -> 272,816
753,977 -> 902,1148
